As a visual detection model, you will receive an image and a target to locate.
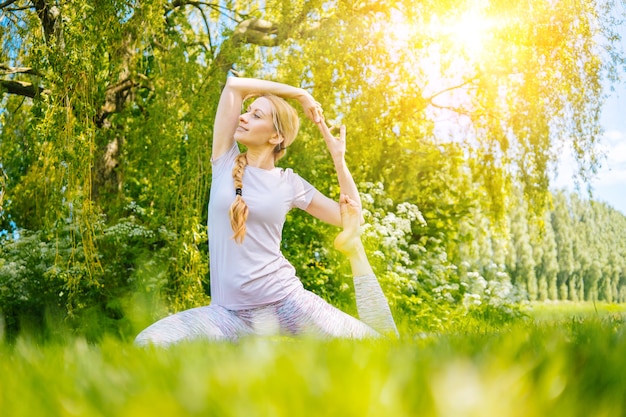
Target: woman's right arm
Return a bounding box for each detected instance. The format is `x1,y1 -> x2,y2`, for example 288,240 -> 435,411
212,77 -> 323,160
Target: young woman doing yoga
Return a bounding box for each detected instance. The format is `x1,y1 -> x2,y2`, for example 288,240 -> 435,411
135,78 -> 398,345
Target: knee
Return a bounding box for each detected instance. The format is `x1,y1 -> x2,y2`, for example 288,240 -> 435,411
133,326 -> 173,347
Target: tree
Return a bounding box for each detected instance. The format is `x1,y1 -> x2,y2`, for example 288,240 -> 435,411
506,190 -> 538,300
1,0 -> 625,336
534,211 -> 559,301
551,192 -> 575,300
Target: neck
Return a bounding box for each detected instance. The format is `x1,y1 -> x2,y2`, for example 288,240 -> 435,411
245,147 -> 276,170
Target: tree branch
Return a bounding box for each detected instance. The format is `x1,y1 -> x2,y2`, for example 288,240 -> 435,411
0,0 -> 19,10
166,0 -> 245,22
96,78 -> 136,127
209,5 -> 318,82
231,18 -> 282,46
31,0 -> 64,48
424,79 -> 477,103
0,64 -> 41,76
7,5 -> 33,11
187,2 -> 213,54
427,100 -> 474,118
0,79 -> 48,98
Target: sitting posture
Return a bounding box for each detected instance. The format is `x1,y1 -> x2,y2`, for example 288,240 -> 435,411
135,78 -> 398,345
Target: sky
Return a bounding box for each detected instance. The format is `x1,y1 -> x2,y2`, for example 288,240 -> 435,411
431,76 -> 626,216
552,26 -> 626,216
552,89 -> 626,215
423,12 -> 626,216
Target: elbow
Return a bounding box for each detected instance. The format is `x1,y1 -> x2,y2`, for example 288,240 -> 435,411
224,77 -> 257,99
224,76 -> 238,91
225,76 -> 238,85
224,76 -> 243,92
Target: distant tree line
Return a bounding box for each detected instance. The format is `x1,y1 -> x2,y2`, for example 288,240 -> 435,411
458,190 -> 626,304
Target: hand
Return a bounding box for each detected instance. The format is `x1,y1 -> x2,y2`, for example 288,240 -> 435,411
339,194 -> 362,229
316,119 -> 346,162
341,193 -> 365,226
298,91 -> 324,123
334,194 -> 364,255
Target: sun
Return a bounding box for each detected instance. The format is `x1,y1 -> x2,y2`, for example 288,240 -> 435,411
441,10 -> 496,60
383,6 -> 498,62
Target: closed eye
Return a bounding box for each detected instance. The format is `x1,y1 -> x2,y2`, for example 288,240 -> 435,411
244,107 -> 264,119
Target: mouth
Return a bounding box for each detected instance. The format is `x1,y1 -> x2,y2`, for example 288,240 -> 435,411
236,125 -> 248,132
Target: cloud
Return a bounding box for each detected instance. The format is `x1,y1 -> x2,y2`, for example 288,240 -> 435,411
596,129 -> 626,186
604,129 -> 624,142
551,138 -> 626,215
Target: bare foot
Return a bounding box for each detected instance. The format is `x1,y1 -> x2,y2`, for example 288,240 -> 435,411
334,194 -> 363,256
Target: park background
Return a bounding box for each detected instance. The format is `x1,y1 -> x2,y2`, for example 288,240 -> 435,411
2,1 -> 626,416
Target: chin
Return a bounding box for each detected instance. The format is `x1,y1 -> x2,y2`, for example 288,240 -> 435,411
234,135 -> 248,146
233,132 -> 245,142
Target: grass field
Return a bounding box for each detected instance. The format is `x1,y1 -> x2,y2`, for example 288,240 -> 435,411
1,303 -> 626,417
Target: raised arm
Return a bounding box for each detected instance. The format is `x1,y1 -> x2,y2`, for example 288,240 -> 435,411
319,122 -> 361,208
305,121 -> 362,227
212,77 -> 323,160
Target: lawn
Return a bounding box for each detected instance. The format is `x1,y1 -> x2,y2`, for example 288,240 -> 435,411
1,303 -> 625,417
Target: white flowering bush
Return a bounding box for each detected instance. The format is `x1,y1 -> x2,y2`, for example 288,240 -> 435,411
0,202 -> 196,340
358,183 -> 524,332
0,229 -> 86,339
459,263 -> 525,313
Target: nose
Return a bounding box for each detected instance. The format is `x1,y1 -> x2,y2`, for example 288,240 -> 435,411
239,113 -> 248,123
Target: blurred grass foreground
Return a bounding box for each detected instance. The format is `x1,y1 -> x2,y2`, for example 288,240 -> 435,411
1,303 -> 626,417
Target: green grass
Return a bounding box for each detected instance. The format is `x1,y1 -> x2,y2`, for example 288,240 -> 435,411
527,300 -> 626,321
2,303 -> 626,417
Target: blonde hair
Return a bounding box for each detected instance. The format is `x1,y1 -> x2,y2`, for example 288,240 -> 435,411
229,95 -> 300,244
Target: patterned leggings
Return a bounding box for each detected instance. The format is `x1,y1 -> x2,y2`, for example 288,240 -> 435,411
135,274 -> 398,346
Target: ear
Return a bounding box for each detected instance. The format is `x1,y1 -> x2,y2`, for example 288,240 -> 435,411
268,134 -> 284,146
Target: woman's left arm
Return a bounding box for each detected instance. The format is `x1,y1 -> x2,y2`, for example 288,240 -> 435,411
304,121 -> 361,227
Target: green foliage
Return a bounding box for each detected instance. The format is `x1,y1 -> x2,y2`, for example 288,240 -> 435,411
458,188 -> 626,305
2,308 -> 626,416
0,230 -> 71,340
356,181 -> 525,332
1,0 -> 626,339
0,202 -> 208,341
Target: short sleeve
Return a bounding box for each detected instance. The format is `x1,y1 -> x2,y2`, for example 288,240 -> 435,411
211,142 -> 240,179
286,169 -> 317,210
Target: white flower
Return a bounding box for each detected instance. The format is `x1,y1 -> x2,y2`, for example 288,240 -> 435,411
463,293 -> 482,308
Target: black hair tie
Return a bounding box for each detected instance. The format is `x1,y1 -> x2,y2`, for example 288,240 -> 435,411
235,188 -> 242,196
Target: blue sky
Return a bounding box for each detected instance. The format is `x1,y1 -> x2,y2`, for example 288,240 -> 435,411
552,91 -> 626,215
552,28 -> 626,215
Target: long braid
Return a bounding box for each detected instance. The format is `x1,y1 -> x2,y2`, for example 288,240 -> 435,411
229,152 -> 249,244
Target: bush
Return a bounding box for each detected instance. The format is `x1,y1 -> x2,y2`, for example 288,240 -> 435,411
358,182 -> 524,333
0,202 -> 202,341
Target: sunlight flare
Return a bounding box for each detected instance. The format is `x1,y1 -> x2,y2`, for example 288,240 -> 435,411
438,9 -> 498,60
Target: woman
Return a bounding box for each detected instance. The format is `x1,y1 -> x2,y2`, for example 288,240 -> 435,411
135,78 -> 397,345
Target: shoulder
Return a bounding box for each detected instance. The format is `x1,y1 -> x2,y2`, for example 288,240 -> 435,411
211,142 -> 240,176
280,167 -> 309,185
212,141 -> 239,163
269,167 -> 316,196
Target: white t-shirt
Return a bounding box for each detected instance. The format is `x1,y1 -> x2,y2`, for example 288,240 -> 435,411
208,143 -> 317,309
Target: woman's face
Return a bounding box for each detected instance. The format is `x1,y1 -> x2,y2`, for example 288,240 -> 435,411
234,97 -> 279,148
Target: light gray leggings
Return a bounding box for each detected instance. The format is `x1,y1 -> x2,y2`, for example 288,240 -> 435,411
135,274 -> 398,346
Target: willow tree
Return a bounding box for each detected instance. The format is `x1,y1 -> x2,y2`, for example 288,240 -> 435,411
1,0 -> 625,334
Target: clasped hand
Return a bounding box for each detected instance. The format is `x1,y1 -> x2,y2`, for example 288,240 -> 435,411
298,92 -> 346,161
316,120 -> 346,162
